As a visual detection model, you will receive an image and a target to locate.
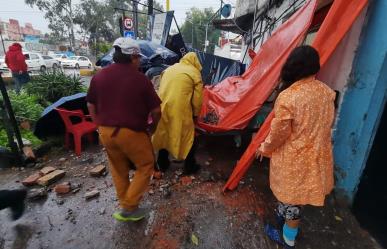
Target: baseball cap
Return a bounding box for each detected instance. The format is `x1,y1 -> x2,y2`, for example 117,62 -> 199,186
113,37 -> 140,55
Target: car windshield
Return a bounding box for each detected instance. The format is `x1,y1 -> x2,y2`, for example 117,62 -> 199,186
69,57 -> 78,60
54,55 -> 63,58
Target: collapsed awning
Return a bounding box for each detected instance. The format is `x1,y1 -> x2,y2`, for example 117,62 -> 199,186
212,13 -> 253,35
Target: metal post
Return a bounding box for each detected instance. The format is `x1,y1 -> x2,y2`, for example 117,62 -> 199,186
166,0 -> 170,11
204,24 -> 209,52
0,73 -> 24,165
192,22 -> 194,47
0,30 -> 6,55
148,0 -> 153,15
133,1 -> 139,38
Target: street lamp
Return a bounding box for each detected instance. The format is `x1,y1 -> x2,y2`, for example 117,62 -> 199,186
186,19 -> 195,47
204,2 -> 231,53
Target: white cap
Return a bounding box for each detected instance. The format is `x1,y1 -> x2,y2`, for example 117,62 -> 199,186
113,37 -> 140,55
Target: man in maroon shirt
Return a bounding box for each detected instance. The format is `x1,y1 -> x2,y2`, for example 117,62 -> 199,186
87,37 -> 161,222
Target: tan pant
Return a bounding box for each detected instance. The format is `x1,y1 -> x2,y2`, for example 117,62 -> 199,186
99,126 -> 154,211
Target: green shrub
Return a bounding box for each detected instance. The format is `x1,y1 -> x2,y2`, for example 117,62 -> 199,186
24,71 -> 86,107
0,129 -> 42,149
4,90 -> 44,123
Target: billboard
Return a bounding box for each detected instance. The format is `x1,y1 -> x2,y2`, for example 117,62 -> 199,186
150,11 -> 174,46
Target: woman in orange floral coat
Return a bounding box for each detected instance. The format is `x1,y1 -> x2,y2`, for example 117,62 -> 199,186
257,46 -> 336,248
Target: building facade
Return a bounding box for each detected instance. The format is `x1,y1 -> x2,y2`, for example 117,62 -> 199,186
0,18 -> 42,42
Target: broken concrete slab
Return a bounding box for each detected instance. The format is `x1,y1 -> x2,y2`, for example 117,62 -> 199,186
84,190 -> 100,200
89,165 -> 107,177
28,188 -> 48,201
22,173 -> 43,186
40,166 -> 57,175
37,170 -> 66,186
54,182 -> 71,194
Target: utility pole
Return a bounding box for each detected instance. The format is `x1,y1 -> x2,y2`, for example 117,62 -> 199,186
133,1 -> 139,38
166,0 -> 170,11
148,0 -> 153,15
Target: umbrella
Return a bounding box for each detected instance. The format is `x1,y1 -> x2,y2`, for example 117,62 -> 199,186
96,39 -> 179,70
34,93 -> 87,139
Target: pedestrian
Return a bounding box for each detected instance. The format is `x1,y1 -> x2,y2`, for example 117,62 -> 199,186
87,37 -> 162,222
5,43 -> 29,94
152,52 -> 203,175
0,189 -> 27,220
256,45 -> 336,248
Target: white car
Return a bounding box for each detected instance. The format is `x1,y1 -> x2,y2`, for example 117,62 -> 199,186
0,56 -> 7,73
53,54 -> 69,64
61,56 -> 93,69
0,52 -> 47,73
24,52 -> 47,72
42,55 -> 60,70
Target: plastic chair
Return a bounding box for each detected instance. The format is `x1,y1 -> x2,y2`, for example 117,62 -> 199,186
55,108 -> 97,156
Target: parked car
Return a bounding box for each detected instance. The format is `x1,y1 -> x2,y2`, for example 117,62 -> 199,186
53,54 -> 69,64
0,56 -> 7,73
42,55 -> 60,70
0,52 -> 47,73
24,52 -> 47,72
61,56 -> 93,69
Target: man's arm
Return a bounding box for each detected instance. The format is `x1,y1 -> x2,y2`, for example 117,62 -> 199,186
5,55 -> 9,68
87,102 -> 98,124
149,106 -> 161,134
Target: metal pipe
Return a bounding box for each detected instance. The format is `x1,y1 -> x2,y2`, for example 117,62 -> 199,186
148,0 -> 153,15
133,1 -> 139,38
0,30 -> 6,54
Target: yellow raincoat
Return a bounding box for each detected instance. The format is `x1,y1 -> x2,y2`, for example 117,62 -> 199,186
152,52 -> 203,160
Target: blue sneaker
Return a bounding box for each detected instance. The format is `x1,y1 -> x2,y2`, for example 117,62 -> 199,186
264,224 -> 295,249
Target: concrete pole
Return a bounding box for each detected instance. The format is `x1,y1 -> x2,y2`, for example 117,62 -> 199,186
204,24 -> 209,52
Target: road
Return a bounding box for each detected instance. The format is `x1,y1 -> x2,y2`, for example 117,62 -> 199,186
0,136 -> 382,249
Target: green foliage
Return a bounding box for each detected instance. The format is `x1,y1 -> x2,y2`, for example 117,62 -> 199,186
0,129 -> 8,149
24,71 -> 85,107
180,7 -> 221,53
5,91 -> 44,122
0,129 -> 42,149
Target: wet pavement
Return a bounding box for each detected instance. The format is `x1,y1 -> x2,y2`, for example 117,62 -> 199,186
0,136 -> 382,249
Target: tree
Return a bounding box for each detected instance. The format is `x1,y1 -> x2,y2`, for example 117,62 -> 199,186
180,8 -> 221,53
25,0 -> 76,48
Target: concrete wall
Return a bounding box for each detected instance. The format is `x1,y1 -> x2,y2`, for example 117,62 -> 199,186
333,0 -> 387,202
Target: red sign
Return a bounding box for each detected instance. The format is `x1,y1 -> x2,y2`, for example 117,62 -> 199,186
123,17 -> 133,30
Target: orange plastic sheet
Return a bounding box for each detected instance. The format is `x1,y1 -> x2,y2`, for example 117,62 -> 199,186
223,0 -> 369,192
197,0 -> 317,132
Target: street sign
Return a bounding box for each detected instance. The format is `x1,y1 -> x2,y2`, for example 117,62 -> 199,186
123,17 -> 133,30
124,31 -> 135,39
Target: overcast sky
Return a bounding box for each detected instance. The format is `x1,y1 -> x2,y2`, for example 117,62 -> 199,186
0,0 -> 236,33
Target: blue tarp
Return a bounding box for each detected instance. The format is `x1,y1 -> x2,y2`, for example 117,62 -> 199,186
194,50 -> 245,85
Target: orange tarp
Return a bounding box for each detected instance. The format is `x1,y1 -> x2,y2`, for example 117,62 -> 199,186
197,0 -> 317,132
223,0 -> 369,192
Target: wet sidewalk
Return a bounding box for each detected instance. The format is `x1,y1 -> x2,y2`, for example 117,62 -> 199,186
0,136 -> 382,249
